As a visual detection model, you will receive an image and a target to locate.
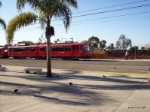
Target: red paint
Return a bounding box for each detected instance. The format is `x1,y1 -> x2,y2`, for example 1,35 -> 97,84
0,42 -> 91,59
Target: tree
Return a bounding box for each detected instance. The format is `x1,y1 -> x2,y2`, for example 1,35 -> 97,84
88,36 -> 100,50
116,34 -> 132,50
141,46 -> 145,50
99,40 -> 107,49
106,43 -> 115,51
6,0 -> 77,77
144,44 -> 150,49
144,44 -> 150,54
129,46 -> 138,54
0,1 -> 6,29
146,48 -> 150,54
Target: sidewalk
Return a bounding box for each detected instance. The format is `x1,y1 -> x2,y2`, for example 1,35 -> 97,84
0,65 -> 150,112
88,59 -> 150,62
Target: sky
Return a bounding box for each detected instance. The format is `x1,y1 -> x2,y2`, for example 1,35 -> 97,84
0,0 -> 150,48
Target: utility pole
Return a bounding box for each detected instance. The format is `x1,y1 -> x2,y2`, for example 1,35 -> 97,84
70,38 -> 73,42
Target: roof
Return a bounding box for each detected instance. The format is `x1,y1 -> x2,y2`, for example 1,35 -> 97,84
51,42 -> 88,46
7,42 -> 89,48
8,45 -> 38,48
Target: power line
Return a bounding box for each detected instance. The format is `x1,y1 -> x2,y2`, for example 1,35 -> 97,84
51,4 -> 150,21
52,11 -> 150,26
0,12 -> 149,32
76,16 -> 150,26
1,3 -> 150,32
74,0 -> 149,14
20,16 -> 150,29
52,16 -> 150,27
73,4 -> 150,18
1,3 -> 149,30
71,11 -> 150,24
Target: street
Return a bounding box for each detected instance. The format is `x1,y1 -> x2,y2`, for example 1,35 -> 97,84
0,58 -> 149,74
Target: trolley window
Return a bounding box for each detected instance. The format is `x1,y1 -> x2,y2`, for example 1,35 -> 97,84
58,46 -> 64,51
80,45 -> 83,51
21,48 -> 25,52
40,47 -> 45,52
31,47 -> 35,52
52,46 -> 58,51
83,45 -> 90,51
14,48 -> 20,52
65,46 -> 71,51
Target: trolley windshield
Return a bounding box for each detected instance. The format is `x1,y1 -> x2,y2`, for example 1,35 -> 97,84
83,45 -> 90,51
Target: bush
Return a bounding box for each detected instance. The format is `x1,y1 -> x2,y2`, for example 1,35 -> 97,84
91,49 -> 150,59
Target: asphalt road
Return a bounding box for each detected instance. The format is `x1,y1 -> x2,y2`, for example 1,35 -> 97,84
0,58 -> 150,74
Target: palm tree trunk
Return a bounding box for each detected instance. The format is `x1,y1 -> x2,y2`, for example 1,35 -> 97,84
45,16 -> 52,77
46,17 -> 52,77
46,36 -> 52,77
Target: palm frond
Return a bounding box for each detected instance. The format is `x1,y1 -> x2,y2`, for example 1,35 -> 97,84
61,0 -> 77,8
38,13 -> 47,30
50,0 -> 77,31
17,0 -> 77,31
17,0 -> 39,11
55,0 -> 77,31
6,12 -> 37,43
52,2 -> 72,31
0,18 -> 6,29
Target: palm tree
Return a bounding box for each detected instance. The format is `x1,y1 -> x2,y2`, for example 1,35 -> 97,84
0,1 -> 6,29
6,0 -> 77,77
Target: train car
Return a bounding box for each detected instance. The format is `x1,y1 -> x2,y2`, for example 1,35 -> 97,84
6,42 -> 91,59
0,46 -> 8,58
51,42 -> 91,59
8,45 -> 38,58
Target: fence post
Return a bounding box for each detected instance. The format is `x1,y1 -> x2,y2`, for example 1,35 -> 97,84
148,68 -> 150,84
